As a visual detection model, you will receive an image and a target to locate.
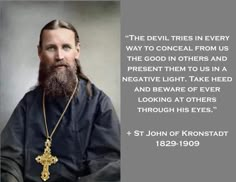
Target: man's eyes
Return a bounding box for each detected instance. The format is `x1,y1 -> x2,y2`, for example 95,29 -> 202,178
46,47 -> 56,51
63,45 -> 71,51
45,45 -> 72,51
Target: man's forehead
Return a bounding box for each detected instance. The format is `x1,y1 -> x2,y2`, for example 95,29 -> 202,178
41,28 -> 76,44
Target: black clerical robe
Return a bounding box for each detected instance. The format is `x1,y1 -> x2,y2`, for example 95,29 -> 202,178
1,80 -> 120,182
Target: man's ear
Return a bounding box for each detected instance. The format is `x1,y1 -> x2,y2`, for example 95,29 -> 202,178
37,45 -> 42,60
75,43 -> 80,59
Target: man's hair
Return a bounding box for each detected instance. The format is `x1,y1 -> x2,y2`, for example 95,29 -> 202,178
39,19 -> 92,97
39,19 -> 79,48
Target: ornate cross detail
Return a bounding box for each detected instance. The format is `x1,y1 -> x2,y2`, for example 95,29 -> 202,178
35,138 -> 58,181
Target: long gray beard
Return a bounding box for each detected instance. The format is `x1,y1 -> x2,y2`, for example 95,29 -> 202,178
38,61 -> 78,98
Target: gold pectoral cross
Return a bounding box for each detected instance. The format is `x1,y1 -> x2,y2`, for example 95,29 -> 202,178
35,138 -> 58,181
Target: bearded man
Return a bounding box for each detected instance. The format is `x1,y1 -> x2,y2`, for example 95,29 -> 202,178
1,20 -> 120,182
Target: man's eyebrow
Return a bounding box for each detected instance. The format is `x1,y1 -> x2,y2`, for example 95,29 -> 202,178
45,44 -> 56,47
62,43 -> 73,46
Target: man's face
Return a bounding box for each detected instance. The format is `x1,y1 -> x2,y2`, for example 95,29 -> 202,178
38,28 -> 80,69
38,28 -> 80,97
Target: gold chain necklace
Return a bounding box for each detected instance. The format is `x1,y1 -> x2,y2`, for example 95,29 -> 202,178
35,81 -> 79,181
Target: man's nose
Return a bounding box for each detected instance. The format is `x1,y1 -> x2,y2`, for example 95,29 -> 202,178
55,49 -> 65,60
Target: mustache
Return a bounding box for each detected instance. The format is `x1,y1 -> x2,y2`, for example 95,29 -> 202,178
52,61 -> 70,69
